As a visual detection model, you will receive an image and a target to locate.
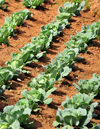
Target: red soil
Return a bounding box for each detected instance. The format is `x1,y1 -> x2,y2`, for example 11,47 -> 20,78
0,0 -> 100,128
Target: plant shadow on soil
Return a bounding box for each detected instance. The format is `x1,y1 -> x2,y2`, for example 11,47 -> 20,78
24,62 -> 45,73
11,29 -> 26,40
88,39 -> 100,48
94,106 -> 100,120
24,17 -> 37,24
94,95 -> 100,120
36,6 -> 49,12
29,118 -> 42,129
0,94 -> 13,111
72,65 -> 84,72
44,0 -> 56,6
15,0 -> 21,2
10,81 -> 24,90
48,101 -> 61,109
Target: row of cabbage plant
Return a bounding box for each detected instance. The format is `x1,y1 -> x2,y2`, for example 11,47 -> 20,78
0,0 -> 6,9
53,73 -> 100,128
0,9 -> 32,44
1,8 -> 100,129
0,1 -> 85,97
22,0 -> 45,8
0,0 -> 45,9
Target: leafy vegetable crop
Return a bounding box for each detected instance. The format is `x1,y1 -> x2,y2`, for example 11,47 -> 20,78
22,0 -> 44,8
53,91 -> 98,128
62,93 -> 94,109
74,73 -> 100,97
53,69 -> 100,128
53,101 -> 98,129
59,0 -> 85,16
66,21 -> 100,52
0,1 -> 87,128
1,0 -> 100,128
0,9 -> 32,44
0,0 -> 6,9
0,1 -> 85,96
28,48 -> 78,92
1,5 -> 100,128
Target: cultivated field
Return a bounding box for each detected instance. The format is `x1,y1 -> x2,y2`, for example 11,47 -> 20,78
0,0 -> 100,129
